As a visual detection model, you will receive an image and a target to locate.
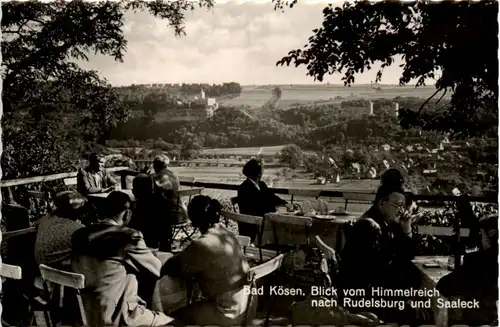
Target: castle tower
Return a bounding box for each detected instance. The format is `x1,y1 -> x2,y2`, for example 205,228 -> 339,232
200,88 -> 205,99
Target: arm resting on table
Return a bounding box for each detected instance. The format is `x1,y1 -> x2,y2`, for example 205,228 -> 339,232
77,169 -> 104,194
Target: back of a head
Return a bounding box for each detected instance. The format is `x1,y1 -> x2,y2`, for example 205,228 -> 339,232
381,168 -> 404,189
479,214 -> 499,245
54,191 -> 87,219
153,154 -> 170,173
132,173 -> 155,199
88,152 -> 102,164
188,195 -> 222,229
242,158 -> 263,179
106,191 -> 132,218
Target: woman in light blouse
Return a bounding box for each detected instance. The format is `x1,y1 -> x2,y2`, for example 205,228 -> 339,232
161,195 -> 253,326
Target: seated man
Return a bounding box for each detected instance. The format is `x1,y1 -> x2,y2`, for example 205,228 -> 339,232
35,191 -> 86,269
339,185 -> 421,324
151,154 -> 180,192
150,155 -> 188,251
77,153 -> 118,196
437,214 -> 499,326
71,191 -> 174,327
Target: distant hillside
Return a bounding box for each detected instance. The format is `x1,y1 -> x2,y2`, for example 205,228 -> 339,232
222,85 -> 450,109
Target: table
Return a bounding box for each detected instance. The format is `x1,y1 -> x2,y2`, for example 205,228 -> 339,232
412,256 -> 453,327
87,187 -> 204,201
260,212 -> 357,251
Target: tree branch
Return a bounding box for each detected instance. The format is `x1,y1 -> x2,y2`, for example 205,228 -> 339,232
417,87 -> 444,114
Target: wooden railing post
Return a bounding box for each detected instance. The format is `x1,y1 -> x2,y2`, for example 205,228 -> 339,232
121,174 -> 128,190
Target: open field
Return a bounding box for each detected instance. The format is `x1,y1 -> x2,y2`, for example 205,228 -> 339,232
220,84 -> 450,109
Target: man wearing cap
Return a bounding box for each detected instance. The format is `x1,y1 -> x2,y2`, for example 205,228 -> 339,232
71,191 -> 175,327
77,153 -> 118,196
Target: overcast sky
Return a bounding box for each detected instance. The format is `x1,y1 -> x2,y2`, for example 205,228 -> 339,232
82,2 -> 406,86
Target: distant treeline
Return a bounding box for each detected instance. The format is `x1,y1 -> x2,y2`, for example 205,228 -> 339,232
114,82 -> 242,99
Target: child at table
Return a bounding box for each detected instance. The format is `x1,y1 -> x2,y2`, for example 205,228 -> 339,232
161,195 -> 254,326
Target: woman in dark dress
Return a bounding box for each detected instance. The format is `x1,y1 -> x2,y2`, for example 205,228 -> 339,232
236,159 -> 289,242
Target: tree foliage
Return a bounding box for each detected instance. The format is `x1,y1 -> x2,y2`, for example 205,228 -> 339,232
276,0 -> 498,137
278,144 -> 304,169
1,0 -> 214,178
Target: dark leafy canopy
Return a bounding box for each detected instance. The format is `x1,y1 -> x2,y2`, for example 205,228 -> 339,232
1,0 -> 214,178
275,0 -> 499,137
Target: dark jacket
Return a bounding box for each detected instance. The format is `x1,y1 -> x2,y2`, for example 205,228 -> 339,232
77,167 -> 117,195
437,249 -> 498,326
237,179 -> 287,241
339,206 -> 416,295
71,221 -> 172,327
237,179 -> 287,218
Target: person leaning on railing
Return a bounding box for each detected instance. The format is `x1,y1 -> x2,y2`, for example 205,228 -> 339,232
436,214 -> 499,326
237,158 -> 291,241
77,152 -> 119,195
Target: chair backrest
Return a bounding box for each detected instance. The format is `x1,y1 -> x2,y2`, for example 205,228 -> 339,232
39,264 -> 85,290
63,177 -> 78,186
343,192 -> 375,202
343,192 -> 376,210
178,187 -> 203,198
222,211 -> 263,226
236,235 -> 251,247
179,176 -> 196,184
230,197 -> 239,212
288,189 -> 322,202
315,235 -> 336,261
265,213 -> 313,227
2,226 -> 37,242
0,263 -> 22,280
249,254 -> 285,280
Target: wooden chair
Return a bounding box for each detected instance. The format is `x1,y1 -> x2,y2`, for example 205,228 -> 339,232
265,213 -> 313,253
315,235 -> 339,288
171,188 -> 204,246
236,235 -> 251,247
38,264 -> 87,327
343,192 -> 376,211
221,211 -> 273,262
248,254 -> 286,327
2,227 -> 37,242
288,189 -> 321,204
230,196 -> 239,212
0,264 -> 23,326
0,263 -> 22,280
63,177 -> 78,191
